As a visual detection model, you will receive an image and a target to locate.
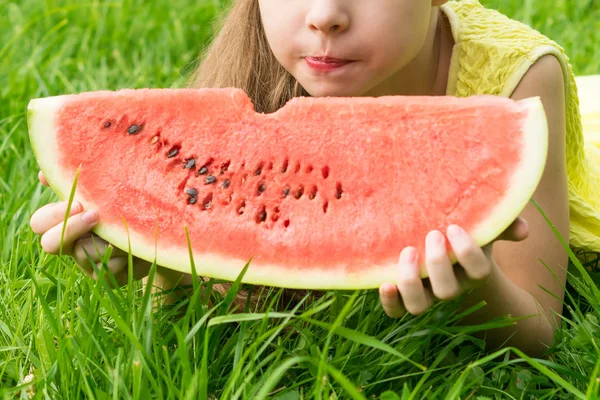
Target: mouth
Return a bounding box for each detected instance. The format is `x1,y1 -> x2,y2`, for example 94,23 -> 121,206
304,56 -> 354,72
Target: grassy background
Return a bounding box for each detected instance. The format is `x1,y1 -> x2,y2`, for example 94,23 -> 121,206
1,0 -> 600,398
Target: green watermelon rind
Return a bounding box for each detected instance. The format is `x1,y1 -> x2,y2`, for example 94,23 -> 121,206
27,93 -> 547,289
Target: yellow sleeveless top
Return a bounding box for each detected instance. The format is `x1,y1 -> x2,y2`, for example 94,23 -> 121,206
441,0 -> 600,255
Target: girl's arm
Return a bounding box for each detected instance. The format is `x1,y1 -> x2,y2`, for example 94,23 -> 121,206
458,54 -> 570,356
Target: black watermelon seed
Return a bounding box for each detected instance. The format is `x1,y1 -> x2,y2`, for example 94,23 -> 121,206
167,148 -> 179,158
282,187 -> 290,198
184,158 -> 196,169
256,207 -> 267,223
205,175 -> 217,185
254,169 -> 262,176
103,121 -> 112,128
188,196 -> 198,205
199,166 -> 208,175
258,183 -> 266,193
335,182 -> 343,199
185,188 -> 198,197
223,179 -> 231,188
127,125 -> 142,135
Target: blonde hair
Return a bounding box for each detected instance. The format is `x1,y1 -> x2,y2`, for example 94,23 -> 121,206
188,0 -> 308,114
187,0 -> 314,308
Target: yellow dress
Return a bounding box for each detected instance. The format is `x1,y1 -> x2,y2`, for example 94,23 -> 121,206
441,0 -> 600,256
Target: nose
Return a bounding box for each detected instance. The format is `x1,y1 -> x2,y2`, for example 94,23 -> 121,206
306,1 -> 350,35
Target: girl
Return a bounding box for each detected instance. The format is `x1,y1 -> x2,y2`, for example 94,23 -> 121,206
30,0 -> 600,357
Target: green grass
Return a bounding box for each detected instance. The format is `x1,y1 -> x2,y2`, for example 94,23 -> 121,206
1,0 -> 600,398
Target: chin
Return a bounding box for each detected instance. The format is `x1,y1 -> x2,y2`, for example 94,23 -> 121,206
301,83 -> 365,98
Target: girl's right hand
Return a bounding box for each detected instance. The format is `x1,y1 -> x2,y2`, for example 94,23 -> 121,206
30,171 -> 151,285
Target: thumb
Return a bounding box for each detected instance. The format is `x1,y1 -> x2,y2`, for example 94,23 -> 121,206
496,217 -> 529,242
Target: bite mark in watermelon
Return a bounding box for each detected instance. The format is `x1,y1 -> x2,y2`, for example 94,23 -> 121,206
27,88 -> 548,289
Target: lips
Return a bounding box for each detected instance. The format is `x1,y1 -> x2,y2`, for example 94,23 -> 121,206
304,56 -> 354,72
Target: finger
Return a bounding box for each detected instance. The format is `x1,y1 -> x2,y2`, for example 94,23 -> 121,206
379,283 -> 406,318
132,259 -> 152,281
30,200 -> 84,232
447,225 -> 492,282
30,201 -> 84,234
40,210 -> 99,255
425,230 -> 461,301
93,257 -> 153,287
38,171 -> 49,187
92,257 -> 129,287
496,217 -> 529,242
396,247 -> 433,315
72,236 -> 128,268
76,256 -> 151,286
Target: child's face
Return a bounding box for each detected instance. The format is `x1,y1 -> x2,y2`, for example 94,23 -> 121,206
259,0 -> 440,97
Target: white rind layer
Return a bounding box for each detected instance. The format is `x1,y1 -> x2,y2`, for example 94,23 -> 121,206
29,96 -> 70,200
469,97 -> 548,249
27,95 -> 547,289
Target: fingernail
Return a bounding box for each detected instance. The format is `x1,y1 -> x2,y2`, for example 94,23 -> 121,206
399,248 -> 418,280
447,225 -> 464,239
400,247 -> 417,264
81,210 -> 98,224
72,201 -> 82,212
427,230 -> 445,245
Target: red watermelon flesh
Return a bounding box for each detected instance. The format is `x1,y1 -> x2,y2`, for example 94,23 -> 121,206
27,88 -> 547,289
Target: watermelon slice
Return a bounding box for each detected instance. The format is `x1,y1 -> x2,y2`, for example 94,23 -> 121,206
27,89 -> 548,289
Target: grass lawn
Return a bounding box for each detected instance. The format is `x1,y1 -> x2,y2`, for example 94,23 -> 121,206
1,0 -> 600,398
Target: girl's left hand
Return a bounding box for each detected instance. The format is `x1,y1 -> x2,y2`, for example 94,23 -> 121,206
379,217 -> 529,318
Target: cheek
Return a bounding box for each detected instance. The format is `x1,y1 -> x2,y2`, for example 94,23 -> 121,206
262,26 -> 295,73
366,6 -> 432,69
258,2 -> 301,63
